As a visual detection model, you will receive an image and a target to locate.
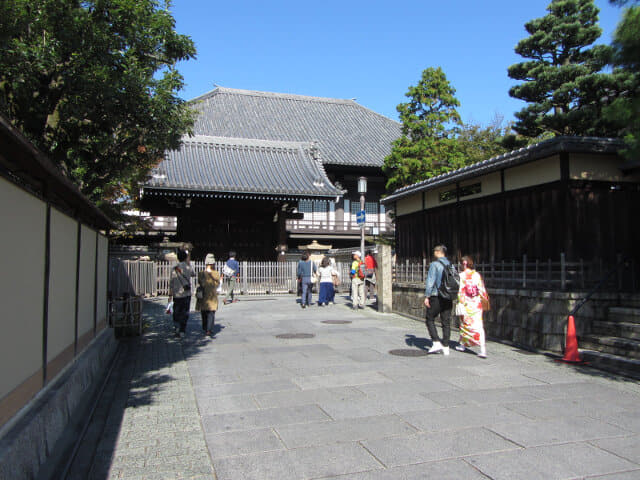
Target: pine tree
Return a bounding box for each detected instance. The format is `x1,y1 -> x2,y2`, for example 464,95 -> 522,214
383,67 -> 465,192
604,1 -> 640,160
508,0 -> 628,137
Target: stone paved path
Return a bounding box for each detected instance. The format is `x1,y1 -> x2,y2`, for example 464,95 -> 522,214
72,295 -> 640,479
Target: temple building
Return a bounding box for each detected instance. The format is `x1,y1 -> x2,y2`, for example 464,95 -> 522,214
140,87 -> 401,259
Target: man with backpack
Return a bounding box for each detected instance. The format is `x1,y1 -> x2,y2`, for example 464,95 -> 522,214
350,250 -> 366,310
424,244 -> 459,355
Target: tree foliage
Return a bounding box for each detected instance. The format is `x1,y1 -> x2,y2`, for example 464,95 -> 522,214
508,0 -> 629,137
383,67 -> 465,191
0,0 -> 196,216
456,117 -> 527,165
604,1 -> 640,160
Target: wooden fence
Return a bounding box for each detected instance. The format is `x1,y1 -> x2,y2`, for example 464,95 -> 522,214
110,259 -> 354,297
393,254 -> 637,292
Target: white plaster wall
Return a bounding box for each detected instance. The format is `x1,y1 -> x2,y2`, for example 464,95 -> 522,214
96,235 -> 109,328
77,226 -> 97,339
395,193 -> 422,216
47,208 -> 78,363
0,178 -> 46,399
570,153 -> 640,182
504,155 -> 561,191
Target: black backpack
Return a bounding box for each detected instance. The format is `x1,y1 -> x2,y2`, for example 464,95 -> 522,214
436,259 -> 459,300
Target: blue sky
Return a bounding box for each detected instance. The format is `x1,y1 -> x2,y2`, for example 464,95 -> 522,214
169,0 -> 625,126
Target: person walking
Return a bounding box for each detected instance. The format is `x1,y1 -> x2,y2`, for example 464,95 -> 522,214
329,257 -> 340,305
297,252 -> 317,308
350,250 -> 365,310
364,250 -> 378,301
223,251 -> 240,305
423,245 -> 456,355
196,253 -> 221,337
317,256 -> 336,306
169,248 -> 195,338
455,255 -> 489,358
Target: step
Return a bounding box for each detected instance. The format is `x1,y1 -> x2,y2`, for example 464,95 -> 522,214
608,307 -> 640,325
580,350 -> 640,380
592,321 -> 640,340
579,336 -> 640,359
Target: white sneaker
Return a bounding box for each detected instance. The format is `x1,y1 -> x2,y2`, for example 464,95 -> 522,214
428,341 -> 443,354
443,347 -> 450,356
455,345 -> 466,352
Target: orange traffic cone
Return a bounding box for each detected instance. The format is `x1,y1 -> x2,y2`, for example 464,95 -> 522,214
558,315 -> 584,363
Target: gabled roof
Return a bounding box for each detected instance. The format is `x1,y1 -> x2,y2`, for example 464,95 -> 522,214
143,136 -> 343,200
381,136 -> 624,204
189,87 -> 401,167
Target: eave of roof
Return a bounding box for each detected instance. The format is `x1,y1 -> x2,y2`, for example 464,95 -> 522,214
0,114 -> 113,230
143,135 -> 344,200
381,136 -> 625,204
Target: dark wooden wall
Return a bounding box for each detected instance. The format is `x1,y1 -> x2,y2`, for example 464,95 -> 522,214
395,180 -> 640,264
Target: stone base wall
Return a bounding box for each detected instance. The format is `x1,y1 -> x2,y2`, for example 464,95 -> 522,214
392,283 -> 640,353
0,328 -> 118,480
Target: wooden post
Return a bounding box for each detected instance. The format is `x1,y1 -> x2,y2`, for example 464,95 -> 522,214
522,254 -> 527,288
560,253 -> 566,290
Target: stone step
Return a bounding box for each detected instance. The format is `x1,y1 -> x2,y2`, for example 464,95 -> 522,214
580,336 -> 640,359
592,321 -> 640,340
608,307 -> 640,325
580,350 -> 640,380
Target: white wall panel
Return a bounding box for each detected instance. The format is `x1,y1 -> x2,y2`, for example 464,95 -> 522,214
0,178 -> 46,399
96,235 -> 109,328
77,226 -> 97,339
47,208 -> 78,363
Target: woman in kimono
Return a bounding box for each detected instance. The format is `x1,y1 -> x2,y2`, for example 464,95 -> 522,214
455,255 -> 489,358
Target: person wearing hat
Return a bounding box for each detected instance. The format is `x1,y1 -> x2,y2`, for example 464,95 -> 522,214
350,250 -> 365,310
196,253 -> 221,337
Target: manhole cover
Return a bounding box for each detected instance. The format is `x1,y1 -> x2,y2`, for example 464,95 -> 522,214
321,320 -> 352,324
275,333 -> 316,339
389,349 -> 428,357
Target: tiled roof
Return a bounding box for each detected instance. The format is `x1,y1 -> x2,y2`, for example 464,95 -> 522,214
143,136 -> 343,200
381,136 -> 624,204
189,87 -> 401,167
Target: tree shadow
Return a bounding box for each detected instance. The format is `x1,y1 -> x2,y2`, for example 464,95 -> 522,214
65,298 -> 219,479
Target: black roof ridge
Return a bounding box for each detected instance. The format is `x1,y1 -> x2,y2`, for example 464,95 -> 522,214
382,135 -> 624,203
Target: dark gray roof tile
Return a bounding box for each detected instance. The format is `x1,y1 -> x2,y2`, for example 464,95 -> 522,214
189,87 -> 401,167
145,136 -> 343,199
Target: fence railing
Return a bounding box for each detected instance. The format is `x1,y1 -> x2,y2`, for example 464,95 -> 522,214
286,219 -> 394,234
110,259 -> 354,297
393,254 -> 637,292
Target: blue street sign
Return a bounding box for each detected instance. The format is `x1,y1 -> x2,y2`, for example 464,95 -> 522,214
356,210 -> 366,225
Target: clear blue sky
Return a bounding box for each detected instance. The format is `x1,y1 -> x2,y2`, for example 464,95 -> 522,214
169,0 -> 625,126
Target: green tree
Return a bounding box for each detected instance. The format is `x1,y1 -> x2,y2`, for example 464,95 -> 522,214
0,0 -> 196,216
604,1 -> 640,160
508,0 -> 627,137
456,117 -> 524,165
383,67 -> 465,191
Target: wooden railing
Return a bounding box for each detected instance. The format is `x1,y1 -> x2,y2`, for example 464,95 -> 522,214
393,254 -> 637,292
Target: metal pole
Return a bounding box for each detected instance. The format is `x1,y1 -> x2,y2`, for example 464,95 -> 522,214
360,192 -> 365,257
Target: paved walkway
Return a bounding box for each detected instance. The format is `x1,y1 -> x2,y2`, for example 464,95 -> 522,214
71,295 -> 640,479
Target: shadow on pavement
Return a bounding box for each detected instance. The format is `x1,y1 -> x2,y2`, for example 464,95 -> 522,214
64,298 -> 215,479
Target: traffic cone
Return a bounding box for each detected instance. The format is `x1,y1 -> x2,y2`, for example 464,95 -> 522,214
558,315 -> 584,363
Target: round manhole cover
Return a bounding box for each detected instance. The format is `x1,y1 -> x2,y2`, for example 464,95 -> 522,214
321,320 -> 352,324
389,349 -> 429,357
275,333 -> 316,339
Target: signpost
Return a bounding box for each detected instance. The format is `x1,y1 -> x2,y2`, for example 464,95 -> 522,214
356,210 -> 366,227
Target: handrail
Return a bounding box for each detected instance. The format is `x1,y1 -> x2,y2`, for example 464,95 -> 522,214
570,256 -> 626,317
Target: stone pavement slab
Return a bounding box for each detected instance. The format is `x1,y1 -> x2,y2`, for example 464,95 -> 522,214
465,442 -> 639,480
70,295 -> 640,480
